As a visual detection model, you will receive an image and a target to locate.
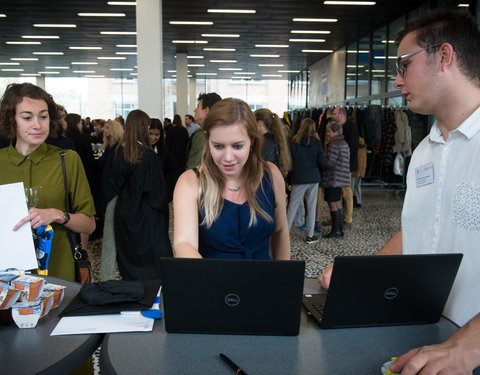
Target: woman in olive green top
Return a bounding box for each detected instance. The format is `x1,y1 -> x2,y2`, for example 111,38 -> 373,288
0,83 -> 95,281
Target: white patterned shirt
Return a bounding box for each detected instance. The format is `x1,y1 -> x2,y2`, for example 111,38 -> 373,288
402,106 -> 480,327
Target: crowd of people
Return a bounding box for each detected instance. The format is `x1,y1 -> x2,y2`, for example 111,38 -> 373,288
1,8 -> 479,374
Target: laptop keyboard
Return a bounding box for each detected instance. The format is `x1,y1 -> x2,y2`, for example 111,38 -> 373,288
312,302 -> 325,315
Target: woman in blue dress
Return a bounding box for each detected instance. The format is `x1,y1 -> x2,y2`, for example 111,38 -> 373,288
173,98 -> 290,260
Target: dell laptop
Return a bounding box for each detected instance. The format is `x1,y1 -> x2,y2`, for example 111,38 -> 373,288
160,258 -> 305,335
303,254 -> 462,329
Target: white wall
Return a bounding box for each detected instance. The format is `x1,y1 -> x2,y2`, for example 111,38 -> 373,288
308,47 -> 346,107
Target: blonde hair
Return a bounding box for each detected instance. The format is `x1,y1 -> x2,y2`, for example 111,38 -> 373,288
292,118 -> 320,144
199,98 -> 273,228
103,119 -> 124,150
254,108 -> 292,175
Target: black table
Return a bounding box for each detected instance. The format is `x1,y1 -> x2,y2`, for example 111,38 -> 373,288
1,276 -> 104,374
100,278 -> 470,374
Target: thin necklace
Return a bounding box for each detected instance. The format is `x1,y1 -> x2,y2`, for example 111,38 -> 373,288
227,186 -> 241,192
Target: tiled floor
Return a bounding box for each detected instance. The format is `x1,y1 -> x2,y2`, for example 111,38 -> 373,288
87,189 -> 404,374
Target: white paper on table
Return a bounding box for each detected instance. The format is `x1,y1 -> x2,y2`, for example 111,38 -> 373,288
50,314 -> 155,335
0,182 -> 37,271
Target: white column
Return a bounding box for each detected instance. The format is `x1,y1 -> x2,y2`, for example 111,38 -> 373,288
189,78 -> 197,115
36,76 -> 45,89
176,53 -> 188,119
136,0 -> 163,119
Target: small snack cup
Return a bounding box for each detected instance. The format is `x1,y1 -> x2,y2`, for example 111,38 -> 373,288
0,273 -> 20,285
12,300 -> 42,329
43,283 -> 66,309
11,276 -> 45,302
0,282 -> 22,310
38,292 -> 54,318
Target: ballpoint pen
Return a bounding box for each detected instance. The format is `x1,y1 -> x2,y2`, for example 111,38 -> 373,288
219,353 -> 247,375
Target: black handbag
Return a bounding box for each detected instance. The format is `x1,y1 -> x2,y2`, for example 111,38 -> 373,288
60,150 -> 92,284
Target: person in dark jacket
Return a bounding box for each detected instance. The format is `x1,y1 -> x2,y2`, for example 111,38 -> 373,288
166,114 -> 189,185
254,108 -> 292,177
321,120 -> 351,238
286,118 -> 326,244
45,105 -> 76,151
104,110 -> 172,280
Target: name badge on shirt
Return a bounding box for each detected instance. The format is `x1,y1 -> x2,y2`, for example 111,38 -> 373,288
415,162 -> 434,188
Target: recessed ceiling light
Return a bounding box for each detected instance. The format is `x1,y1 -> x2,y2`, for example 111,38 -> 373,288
100,31 -> 136,35
250,54 -> 280,58
255,45 -> 289,48
210,60 -> 237,63
262,74 -> 283,77
201,34 -> 240,38
130,73 -> 138,76
324,1 -> 375,4
302,49 -> 334,53
6,41 -> 41,45
108,1 -> 136,5
278,70 -> 301,73
0,62 -> 20,65
69,46 -> 103,50
196,73 -> 218,76
187,56 -> 204,59
38,71 -> 60,74
11,58 -> 39,61
78,13 -> 125,17
22,35 -> 60,39
232,76 -> 252,79
187,64 -> 205,67
73,70 -> 96,73
169,21 -> 213,25
292,18 -> 337,22
289,39 -> 326,42
116,44 -> 137,48
1,68 -> 24,72
21,73 -> 42,76
291,30 -> 331,34
458,3 -> 469,7
34,24 -> 76,28
204,48 -> 236,52
107,1 -> 137,6
97,56 -> 126,60
110,68 -> 134,71
85,75 -> 105,78
172,40 -> 208,44
72,62 -> 98,65
258,64 -> 284,67
33,52 -> 64,55
115,52 -> 137,55
0,14 -> 7,18
45,66 -> 69,69
234,72 -> 255,75
207,9 -> 256,14
219,68 -> 243,71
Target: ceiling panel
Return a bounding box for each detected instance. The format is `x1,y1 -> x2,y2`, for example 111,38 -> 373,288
0,0 -> 459,80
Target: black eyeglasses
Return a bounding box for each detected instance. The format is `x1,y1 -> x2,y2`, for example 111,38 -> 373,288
396,43 -> 441,77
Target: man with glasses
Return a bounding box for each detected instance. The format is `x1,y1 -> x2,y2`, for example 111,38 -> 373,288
320,9 -> 480,374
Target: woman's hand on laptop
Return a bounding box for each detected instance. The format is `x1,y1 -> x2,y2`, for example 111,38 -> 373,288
317,263 -> 333,290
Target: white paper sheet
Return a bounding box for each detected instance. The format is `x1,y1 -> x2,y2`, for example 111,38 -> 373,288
0,182 -> 38,271
50,314 -> 155,335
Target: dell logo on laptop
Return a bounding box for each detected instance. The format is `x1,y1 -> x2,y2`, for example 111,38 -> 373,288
384,287 -> 399,300
225,293 -> 240,306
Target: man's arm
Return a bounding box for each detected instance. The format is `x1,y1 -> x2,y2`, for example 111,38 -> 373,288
390,313 -> 480,374
318,231 -> 403,289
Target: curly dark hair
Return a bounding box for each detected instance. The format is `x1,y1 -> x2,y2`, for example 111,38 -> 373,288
0,83 -> 59,138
